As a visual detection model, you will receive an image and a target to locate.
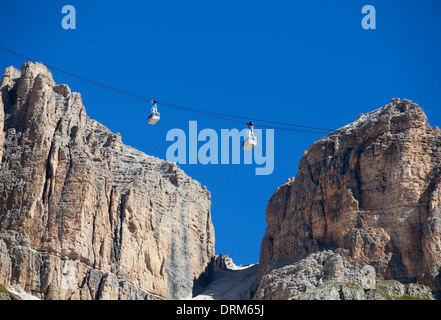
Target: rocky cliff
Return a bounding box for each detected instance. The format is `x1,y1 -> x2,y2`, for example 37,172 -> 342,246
0,62 -> 215,300
258,98 -> 441,298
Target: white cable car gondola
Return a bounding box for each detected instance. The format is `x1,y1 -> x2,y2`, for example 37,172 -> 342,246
148,100 -> 160,125
242,122 -> 257,150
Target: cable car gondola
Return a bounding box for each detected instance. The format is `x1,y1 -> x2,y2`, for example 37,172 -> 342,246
148,100 -> 160,125
242,122 -> 257,150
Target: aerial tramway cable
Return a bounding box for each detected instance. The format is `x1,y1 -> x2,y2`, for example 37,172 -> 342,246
0,45 -> 334,135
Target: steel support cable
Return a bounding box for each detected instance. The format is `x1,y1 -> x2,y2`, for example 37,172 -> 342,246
0,45 -> 333,134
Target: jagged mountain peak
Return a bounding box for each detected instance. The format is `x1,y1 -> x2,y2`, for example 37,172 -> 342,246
259,98 -> 441,298
0,62 -> 215,300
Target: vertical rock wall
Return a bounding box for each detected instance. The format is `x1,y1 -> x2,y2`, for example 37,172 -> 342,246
259,99 -> 441,295
0,62 -> 215,300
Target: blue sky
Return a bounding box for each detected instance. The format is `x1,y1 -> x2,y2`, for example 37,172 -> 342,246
1,1 -> 441,265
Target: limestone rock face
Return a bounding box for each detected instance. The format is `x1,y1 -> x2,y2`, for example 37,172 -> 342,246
259,99 -> 441,296
254,250 -> 354,300
0,62 -> 215,300
292,280 -> 434,300
254,250 -> 434,300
